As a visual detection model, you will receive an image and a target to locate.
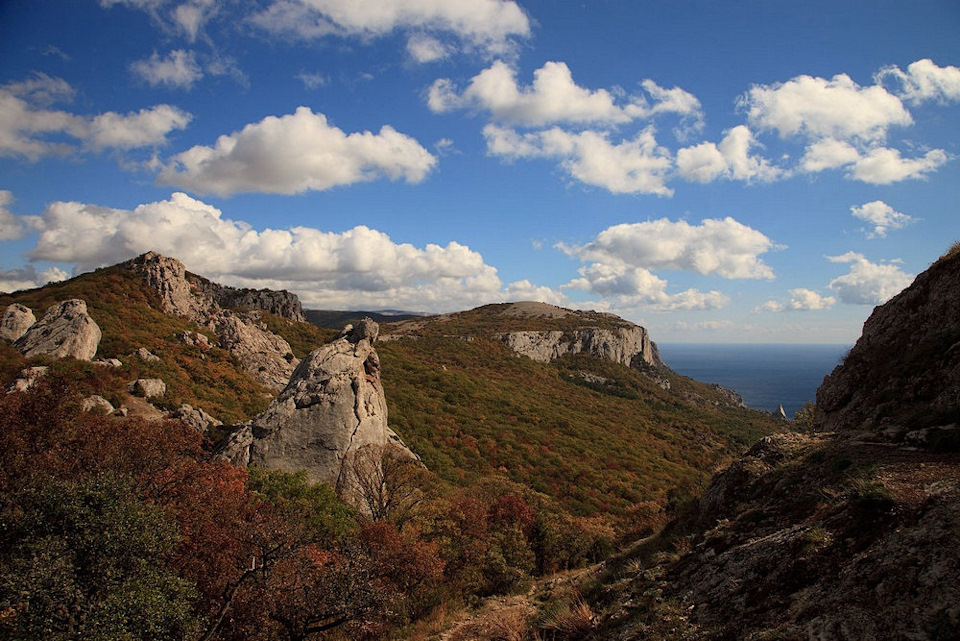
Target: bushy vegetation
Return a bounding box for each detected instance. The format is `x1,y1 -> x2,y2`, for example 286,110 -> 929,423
0,377 -> 620,640
379,334 -> 779,521
0,268 -> 284,424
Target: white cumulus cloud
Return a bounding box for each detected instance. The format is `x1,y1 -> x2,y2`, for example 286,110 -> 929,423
827,252 -> 914,305
250,0 -> 530,57
0,190 -> 25,240
740,72 -> 912,142
406,34 -> 449,63
429,61 -> 702,127
483,124 -> 674,196
0,265 -> 68,294
788,288 -> 836,311
850,201 -> 914,238
131,50 -> 203,89
877,58 -> 960,105
0,75 -> 191,160
158,107 -> 436,196
562,262 -> 729,312
23,192 -> 524,311
558,217 -> 777,280
849,147 -> 948,184
677,125 -> 781,183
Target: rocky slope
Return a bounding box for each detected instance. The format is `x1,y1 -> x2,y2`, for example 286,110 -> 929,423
124,252 -> 301,390
218,318 -> 417,490
591,248 -> 960,641
816,248 -> 960,440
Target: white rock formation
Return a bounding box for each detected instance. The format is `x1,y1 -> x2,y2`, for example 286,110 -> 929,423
218,318 -> 415,488
14,299 -> 101,361
1,303 -> 36,341
128,378 -> 166,398
500,325 -> 663,369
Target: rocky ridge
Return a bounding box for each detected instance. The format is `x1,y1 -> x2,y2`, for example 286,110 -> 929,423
816,248 -> 960,439
594,248 -> 960,641
123,252 -> 301,390
218,318 -> 417,491
500,326 -> 663,370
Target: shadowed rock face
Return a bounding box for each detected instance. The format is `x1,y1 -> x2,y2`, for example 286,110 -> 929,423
218,318 -> 415,486
816,250 -> 960,436
14,299 -> 101,361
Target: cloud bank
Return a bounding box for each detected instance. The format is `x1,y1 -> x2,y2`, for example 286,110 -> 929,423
22,192 -> 524,311
158,107 -> 437,196
0,75 -> 191,160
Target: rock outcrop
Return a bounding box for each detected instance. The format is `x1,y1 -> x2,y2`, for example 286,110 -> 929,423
500,326 -> 663,370
208,311 -> 297,391
128,378 -> 166,398
171,403 -> 222,434
218,318 -> 416,489
1,303 -> 36,341
14,299 -> 101,361
123,252 -> 300,390
124,251 -> 305,323
816,249 -> 960,436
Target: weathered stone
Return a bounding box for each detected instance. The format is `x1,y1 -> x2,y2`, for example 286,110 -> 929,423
82,395 -> 115,414
9,366 -> 49,393
171,403 -> 222,434
123,251 -> 305,323
500,325 -> 663,370
124,251 -> 216,323
177,330 -> 210,349
14,299 -> 101,361
136,347 -> 160,362
209,311 -> 298,391
128,378 -> 166,398
1,303 -> 35,341
218,319 -> 415,488
94,358 -> 123,367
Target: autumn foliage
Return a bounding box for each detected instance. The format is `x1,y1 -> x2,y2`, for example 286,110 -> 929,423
0,376 -> 614,640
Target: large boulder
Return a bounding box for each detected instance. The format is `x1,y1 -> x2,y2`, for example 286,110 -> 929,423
218,318 -> 415,488
1,303 -> 36,341
14,299 -> 101,361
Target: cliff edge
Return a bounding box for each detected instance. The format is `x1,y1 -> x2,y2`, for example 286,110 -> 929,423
816,248 -> 960,439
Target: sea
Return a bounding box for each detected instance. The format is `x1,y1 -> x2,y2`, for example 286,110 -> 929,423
657,343 -> 851,418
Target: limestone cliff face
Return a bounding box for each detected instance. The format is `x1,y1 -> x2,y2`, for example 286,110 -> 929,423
123,252 -> 300,390
500,326 -> 664,370
218,319 -> 415,487
816,249 -> 960,435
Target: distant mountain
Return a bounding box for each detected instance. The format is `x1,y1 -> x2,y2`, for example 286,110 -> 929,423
305,308 -> 427,329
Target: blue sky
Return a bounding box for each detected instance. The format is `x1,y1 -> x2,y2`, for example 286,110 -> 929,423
1,0 -> 958,343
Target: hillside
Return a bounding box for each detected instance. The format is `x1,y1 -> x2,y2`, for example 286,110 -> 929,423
1,260 -> 780,523
576,248 -> 960,641
0,254 -> 789,640
376,307 -> 778,517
